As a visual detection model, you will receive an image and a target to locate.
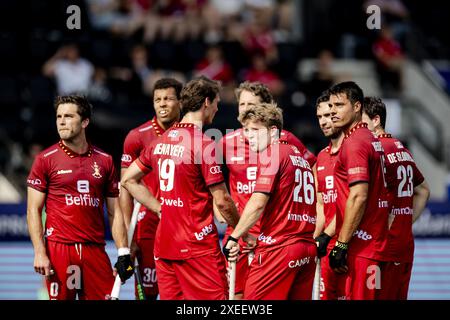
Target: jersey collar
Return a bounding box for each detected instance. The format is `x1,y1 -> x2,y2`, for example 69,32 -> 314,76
378,133 -> 392,139
344,122 -> 368,139
59,140 -> 92,158
173,122 -> 202,131
151,117 -> 166,136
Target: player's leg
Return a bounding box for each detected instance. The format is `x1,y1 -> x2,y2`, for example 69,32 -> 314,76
233,251 -> 251,299
379,261 -> 412,300
136,238 -> 158,299
346,254 -> 382,300
45,241 -> 77,300
174,250 -> 228,300
79,244 -> 115,300
288,242 -> 317,300
155,258 -> 184,300
244,244 -> 307,300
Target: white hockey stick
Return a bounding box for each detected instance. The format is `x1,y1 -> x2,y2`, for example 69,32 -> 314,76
110,202 -> 142,300
228,260 -> 236,300
313,257 -> 321,300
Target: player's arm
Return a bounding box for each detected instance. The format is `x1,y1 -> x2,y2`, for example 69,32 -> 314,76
119,168 -> 135,229
106,197 -> 128,249
412,180 -> 430,223
337,182 -> 368,243
209,182 -> 240,228
213,200 -> 227,223
230,192 -> 269,240
313,165 -> 325,238
106,196 -> 134,282
27,187 -> 52,277
121,161 -> 161,218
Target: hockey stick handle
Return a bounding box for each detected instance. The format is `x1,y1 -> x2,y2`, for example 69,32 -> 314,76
110,202 -> 142,300
313,257 -> 321,300
228,260 -> 236,300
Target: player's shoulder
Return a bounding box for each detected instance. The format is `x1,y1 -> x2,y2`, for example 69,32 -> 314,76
92,145 -> 113,160
38,142 -> 60,160
126,120 -> 153,137
317,146 -> 330,159
224,128 -> 243,140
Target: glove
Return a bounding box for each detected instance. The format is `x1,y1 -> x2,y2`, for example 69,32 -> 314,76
115,253 -> 134,282
328,241 -> 348,271
315,232 -> 332,258
223,235 -> 239,260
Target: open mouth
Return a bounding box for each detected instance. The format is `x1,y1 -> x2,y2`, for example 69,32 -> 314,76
158,110 -> 168,116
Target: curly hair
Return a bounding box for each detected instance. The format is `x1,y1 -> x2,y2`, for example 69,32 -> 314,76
238,102 -> 283,131
235,81 -> 274,104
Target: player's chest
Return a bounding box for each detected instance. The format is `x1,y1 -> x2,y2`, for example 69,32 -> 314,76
48,158 -> 108,190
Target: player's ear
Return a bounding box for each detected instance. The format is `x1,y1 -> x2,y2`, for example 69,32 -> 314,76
374,115 -> 381,128
81,118 -> 89,129
270,126 -> 279,139
354,101 -> 362,113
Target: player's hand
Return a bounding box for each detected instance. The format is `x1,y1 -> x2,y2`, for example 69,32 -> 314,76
223,236 -> 239,262
315,232 -> 332,258
130,241 -> 140,261
242,234 -> 257,254
328,241 -> 348,274
34,251 -> 55,278
114,254 -> 134,283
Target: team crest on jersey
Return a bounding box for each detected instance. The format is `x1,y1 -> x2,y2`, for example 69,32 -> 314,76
168,130 -> 179,138
92,162 -> 102,178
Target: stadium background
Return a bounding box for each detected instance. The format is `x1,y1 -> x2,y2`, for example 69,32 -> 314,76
1,0 -> 450,300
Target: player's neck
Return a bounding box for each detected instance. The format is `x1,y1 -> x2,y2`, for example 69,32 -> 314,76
61,135 -> 89,155
330,133 -> 344,152
180,113 -> 203,129
343,116 -> 362,135
375,127 -> 386,137
156,118 -> 177,131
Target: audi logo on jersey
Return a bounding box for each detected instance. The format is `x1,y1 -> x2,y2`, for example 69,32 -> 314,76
209,166 -> 222,174
121,154 -> 132,162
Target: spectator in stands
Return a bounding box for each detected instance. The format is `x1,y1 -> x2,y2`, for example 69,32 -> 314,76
242,53 -> 284,96
87,0 -> 146,37
372,25 -> 405,94
194,45 -> 234,84
42,44 -> 94,95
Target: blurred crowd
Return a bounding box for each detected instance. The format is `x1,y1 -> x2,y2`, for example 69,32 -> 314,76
1,0 -> 448,196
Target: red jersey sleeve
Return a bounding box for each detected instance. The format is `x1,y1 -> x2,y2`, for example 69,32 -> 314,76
105,157 -> 120,198
200,139 -> 224,187
253,149 -> 282,194
342,140 -> 370,186
137,144 -> 154,174
283,131 -> 317,167
412,162 -> 425,187
121,130 -> 141,168
27,154 -> 48,193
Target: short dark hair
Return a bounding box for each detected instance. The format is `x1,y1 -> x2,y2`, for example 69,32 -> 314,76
54,95 -> 92,120
153,78 -> 183,99
316,90 -> 330,107
235,81 -> 273,103
180,76 -> 220,113
363,96 -> 387,129
329,81 -> 364,107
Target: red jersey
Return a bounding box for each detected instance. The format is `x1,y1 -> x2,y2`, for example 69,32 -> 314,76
27,141 -> 119,244
220,129 -> 316,239
379,134 -> 424,263
253,141 -> 316,252
316,144 -> 340,249
121,117 -> 165,240
334,123 -> 389,261
137,123 -> 224,260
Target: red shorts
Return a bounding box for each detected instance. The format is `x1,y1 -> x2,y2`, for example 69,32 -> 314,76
320,254 -> 347,300
155,250 -> 228,300
379,261 -> 412,300
135,238 -> 158,299
233,251 -> 252,296
344,254 -> 383,300
244,241 -> 317,300
45,241 -> 114,300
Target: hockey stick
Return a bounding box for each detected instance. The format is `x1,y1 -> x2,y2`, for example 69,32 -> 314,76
313,257 -> 321,300
110,202 -> 142,300
228,260 -> 236,300
134,257 -> 146,300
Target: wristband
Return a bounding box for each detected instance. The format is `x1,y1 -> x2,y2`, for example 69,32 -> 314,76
335,241 -> 348,250
227,235 -> 239,243
118,247 -> 130,256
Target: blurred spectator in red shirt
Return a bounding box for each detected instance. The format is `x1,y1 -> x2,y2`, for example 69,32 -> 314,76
243,53 -> 284,96
194,45 -> 234,84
